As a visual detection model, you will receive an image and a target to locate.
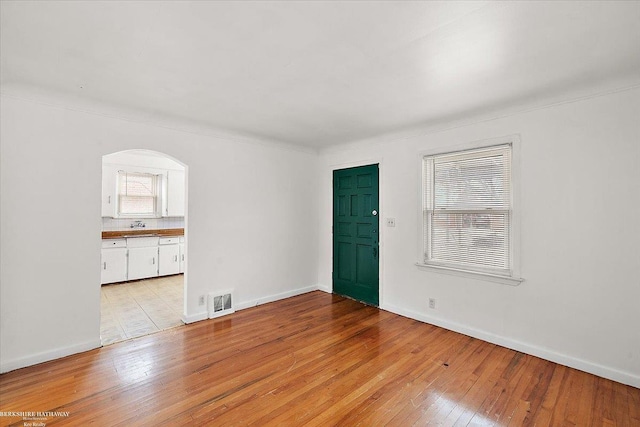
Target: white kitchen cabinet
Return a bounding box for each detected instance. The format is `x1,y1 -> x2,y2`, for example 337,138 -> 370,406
102,236 -> 184,282
128,247 -> 159,280
179,242 -> 185,273
127,237 -> 159,280
101,164 -> 119,217
159,238 -> 180,276
101,246 -> 128,284
164,169 -> 185,217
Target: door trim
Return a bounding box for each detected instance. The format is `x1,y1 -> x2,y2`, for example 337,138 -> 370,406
330,159 -> 384,307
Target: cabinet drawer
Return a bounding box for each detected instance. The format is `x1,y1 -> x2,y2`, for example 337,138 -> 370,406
102,239 -> 127,248
159,237 -> 179,245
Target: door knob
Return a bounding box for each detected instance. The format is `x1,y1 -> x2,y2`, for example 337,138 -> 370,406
372,210 -> 378,216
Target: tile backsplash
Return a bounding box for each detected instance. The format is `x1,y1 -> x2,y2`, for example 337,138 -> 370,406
102,217 -> 185,231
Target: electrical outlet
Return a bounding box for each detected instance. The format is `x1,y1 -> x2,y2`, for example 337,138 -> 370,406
386,218 -> 396,227
198,295 -> 205,306
429,298 -> 436,309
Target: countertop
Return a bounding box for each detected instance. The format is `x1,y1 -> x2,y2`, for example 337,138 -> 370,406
101,228 -> 184,239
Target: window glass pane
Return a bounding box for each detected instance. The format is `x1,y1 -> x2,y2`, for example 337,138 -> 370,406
119,195 -> 156,215
118,172 -> 157,215
430,212 -> 510,270
434,152 -> 510,210
120,174 -> 155,197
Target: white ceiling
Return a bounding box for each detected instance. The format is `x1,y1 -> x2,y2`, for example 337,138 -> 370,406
2,1 -> 639,148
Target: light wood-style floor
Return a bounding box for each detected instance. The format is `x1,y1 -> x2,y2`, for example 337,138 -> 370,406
1,291 -> 638,426
100,275 -> 184,345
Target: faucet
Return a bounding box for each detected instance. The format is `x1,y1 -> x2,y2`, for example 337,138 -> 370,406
130,220 -> 146,229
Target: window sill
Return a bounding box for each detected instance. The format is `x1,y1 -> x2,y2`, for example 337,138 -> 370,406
415,263 -> 524,286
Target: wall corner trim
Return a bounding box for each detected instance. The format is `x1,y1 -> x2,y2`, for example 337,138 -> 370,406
0,338 -> 102,374
381,303 -> 640,389
317,284 -> 332,293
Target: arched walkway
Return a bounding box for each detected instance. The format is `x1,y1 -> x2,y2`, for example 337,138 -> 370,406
99,149 -> 188,345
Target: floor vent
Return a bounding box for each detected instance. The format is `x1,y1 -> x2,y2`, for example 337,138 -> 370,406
208,290 -> 235,319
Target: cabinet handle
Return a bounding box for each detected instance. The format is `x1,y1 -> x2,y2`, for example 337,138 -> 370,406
108,195 -> 111,204
152,257 -> 155,265
174,255 -> 178,262
103,262 -> 107,270
181,254 -> 184,261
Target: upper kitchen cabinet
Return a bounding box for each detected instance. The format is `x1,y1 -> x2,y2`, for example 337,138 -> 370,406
164,169 -> 185,217
102,163 -> 119,217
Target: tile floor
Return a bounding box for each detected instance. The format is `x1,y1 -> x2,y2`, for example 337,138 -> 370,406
100,275 -> 184,345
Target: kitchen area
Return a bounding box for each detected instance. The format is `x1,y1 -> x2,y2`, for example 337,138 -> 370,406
100,150 -> 186,345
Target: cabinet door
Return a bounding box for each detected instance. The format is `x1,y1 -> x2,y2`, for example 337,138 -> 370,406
128,247 -> 159,280
179,243 -> 185,273
101,248 -> 127,284
159,245 -> 180,276
102,164 -> 118,217
166,170 -> 185,217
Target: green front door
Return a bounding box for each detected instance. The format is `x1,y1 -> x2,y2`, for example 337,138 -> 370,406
333,164 -> 379,306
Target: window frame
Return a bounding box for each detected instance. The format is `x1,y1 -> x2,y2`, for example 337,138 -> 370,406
416,135 -> 523,286
117,171 -> 162,218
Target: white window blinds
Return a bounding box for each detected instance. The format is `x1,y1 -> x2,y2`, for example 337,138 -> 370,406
118,172 -> 158,216
423,144 -> 512,275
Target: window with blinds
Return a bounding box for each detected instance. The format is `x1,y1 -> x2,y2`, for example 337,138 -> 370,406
118,172 -> 159,216
423,144 -> 512,275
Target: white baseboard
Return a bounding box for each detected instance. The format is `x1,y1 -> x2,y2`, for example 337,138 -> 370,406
209,309 -> 236,319
181,311 -> 208,324
0,338 -> 101,374
235,285 -> 319,311
381,303 -> 640,389
180,285 -> 324,323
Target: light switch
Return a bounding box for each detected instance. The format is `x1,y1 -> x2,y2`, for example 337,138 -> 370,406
386,218 -> 396,227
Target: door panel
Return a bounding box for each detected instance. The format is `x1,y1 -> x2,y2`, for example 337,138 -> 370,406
356,244 -> 373,283
337,242 -> 352,280
333,164 -> 379,306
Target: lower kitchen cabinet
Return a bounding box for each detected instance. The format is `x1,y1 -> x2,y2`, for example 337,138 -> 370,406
101,247 -> 128,284
101,235 -> 184,285
159,243 -> 180,276
128,246 -> 159,281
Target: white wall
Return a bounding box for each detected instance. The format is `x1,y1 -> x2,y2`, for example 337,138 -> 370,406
318,87 -> 640,387
0,91 -> 319,372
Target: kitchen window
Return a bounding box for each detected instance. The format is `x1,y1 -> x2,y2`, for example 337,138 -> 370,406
420,139 -> 522,284
118,171 -> 160,217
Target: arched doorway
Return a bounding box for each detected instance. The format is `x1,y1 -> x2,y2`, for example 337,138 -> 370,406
99,149 -> 188,345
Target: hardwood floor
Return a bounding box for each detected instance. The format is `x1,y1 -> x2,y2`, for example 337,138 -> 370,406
0,291 -> 638,426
